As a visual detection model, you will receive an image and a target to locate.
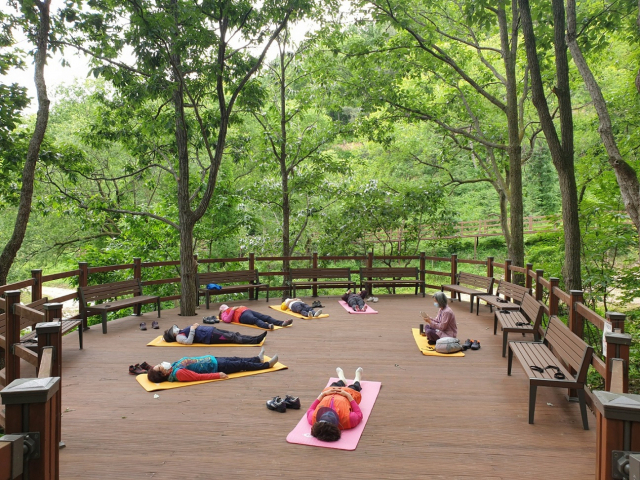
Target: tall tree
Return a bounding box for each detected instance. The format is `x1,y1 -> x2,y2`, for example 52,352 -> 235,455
519,0 -> 582,289
60,0 -> 316,315
0,0 -> 52,285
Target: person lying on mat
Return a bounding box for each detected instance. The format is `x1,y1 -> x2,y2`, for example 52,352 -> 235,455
306,367 -> 364,442
219,305 -> 293,329
281,298 -> 323,318
146,349 -> 279,383
340,289 -> 368,312
162,323 -> 267,345
421,291 -> 457,345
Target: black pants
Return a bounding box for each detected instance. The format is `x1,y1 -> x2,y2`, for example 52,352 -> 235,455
216,356 -> 270,374
213,328 -> 266,344
330,379 -> 362,392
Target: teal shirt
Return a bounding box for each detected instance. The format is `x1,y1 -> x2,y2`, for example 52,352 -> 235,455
168,355 -> 218,382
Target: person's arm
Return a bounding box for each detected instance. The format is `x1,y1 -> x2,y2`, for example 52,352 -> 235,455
174,369 -> 227,381
306,399 -> 321,425
221,309 -> 234,323
434,310 -> 454,334
176,329 -> 196,345
348,401 -> 364,428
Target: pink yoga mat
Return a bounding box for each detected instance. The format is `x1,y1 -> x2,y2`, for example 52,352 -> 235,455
338,300 -> 378,314
286,378 -> 382,450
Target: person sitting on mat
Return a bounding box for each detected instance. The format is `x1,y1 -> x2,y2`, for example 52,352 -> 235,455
146,348 -> 279,383
421,291 -> 457,345
306,367 -> 364,442
340,289 -> 368,312
281,298 -> 323,318
219,305 -> 293,329
162,323 -> 267,345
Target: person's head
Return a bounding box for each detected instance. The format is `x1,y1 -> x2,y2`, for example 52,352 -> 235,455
433,292 -> 448,309
219,304 -> 229,315
147,362 -> 173,383
163,325 -> 180,343
311,406 -> 342,441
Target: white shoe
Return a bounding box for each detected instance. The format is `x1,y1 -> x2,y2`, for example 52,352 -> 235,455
314,309 -> 323,317
372,297 -> 378,303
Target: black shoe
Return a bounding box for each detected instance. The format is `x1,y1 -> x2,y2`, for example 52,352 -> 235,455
470,340 -> 481,350
203,315 -> 219,324
462,339 -> 472,350
266,396 -> 287,413
427,340 -> 436,346
284,395 -> 301,410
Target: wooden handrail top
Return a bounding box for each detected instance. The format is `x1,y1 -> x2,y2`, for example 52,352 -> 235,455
41,270 -> 81,282
575,302 -> 606,331
552,286 -> 570,305
88,263 -> 134,274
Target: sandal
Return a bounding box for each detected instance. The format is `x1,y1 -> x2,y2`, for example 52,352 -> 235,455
129,364 -> 146,375
139,362 -> 153,371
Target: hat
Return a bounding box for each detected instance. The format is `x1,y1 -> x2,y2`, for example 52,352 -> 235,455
316,406 -> 339,426
219,304 -> 229,314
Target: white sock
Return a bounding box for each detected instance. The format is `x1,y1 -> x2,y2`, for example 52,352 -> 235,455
258,346 -> 265,362
268,354 -> 279,367
336,367 -> 347,383
355,367 -> 363,382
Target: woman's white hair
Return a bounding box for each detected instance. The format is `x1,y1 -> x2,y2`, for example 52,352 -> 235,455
433,292 -> 448,308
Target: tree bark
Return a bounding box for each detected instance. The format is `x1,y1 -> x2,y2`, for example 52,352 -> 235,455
566,0 -> 640,255
519,0 -> 582,290
0,0 -> 51,285
280,43 -> 291,277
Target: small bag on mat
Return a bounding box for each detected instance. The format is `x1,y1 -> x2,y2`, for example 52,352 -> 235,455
435,337 -> 462,354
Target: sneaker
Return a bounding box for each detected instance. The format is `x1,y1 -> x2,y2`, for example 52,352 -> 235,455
284,395 -> 301,410
470,340 -> 481,350
266,396 -> 287,413
372,296 -> 379,303
462,339 -> 472,350
314,309 -> 323,317
282,319 -> 293,327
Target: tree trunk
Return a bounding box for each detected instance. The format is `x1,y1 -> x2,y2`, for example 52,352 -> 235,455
519,0 -> 582,290
178,223 -> 198,316
279,43 -> 291,290
566,0 -> 640,256
0,0 -> 51,285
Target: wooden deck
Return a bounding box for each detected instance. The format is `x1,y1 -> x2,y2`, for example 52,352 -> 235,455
46,295 -> 594,478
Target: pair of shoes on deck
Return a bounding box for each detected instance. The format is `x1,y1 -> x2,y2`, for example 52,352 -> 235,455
139,321 -> 159,331
462,339 -> 481,351
366,296 -> 379,303
311,300 -> 324,308
266,395 -> 301,413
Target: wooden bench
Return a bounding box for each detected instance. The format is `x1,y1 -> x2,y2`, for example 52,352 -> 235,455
508,316 -> 593,429
441,272 -> 494,313
359,267 -> 425,297
0,297 -> 83,351
494,293 -> 544,357
196,270 -> 269,309
475,280 -> 530,315
289,268 -> 356,297
78,279 -> 161,334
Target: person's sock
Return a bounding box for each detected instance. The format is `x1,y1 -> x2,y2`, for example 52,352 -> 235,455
336,367 -> 347,383
314,309 -> 323,317
258,346 -> 265,362
268,354 -> 279,367
354,367 -> 363,382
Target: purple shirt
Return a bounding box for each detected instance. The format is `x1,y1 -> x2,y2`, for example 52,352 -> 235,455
432,306 -> 457,338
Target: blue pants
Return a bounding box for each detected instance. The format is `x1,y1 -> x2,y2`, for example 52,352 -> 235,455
290,302 -> 314,316
239,310 -> 284,329
216,356 -> 270,374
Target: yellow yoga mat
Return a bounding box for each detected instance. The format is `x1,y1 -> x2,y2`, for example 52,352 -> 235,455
146,335 -> 264,347
135,357 -> 287,391
269,305 -> 329,319
412,328 -> 465,357
228,321 -> 285,331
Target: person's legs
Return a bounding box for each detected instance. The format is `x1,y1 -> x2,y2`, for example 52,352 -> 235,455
217,356 -> 270,373
239,310 -> 282,328
220,330 -> 266,344
251,310 -> 285,326
330,380 -> 346,387
290,302 -> 312,317
347,297 -> 360,311
346,381 -> 362,392
425,326 -> 440,344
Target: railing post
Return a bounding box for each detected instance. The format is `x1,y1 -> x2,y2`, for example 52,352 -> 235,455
419,252 -> 426,296
535,269 -> 544,302
605,312 -> 630,393
450,254 -> 457,286
548,277 -> 560,316
31,269 -> 43,302
525,263 -> 533,291
248,252 -> 255,299
0,376 -> 61,480
367,251 -> 374,295
312,252 -> 318,297
567,290 -> 584,399
4,290 -> 22,386
38,306 -> 64,453
592,390 -> 640,480
486,256 -> 494,279
504,259 -> 512,301
78,262 -> 89,330
133,258 -> 141,298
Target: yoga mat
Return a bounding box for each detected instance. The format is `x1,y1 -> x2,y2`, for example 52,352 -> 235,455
286,378 -> 381,451
269,305 -> 329,319
227,320 -> 285,331
146,335 -> 264,347
412,328 -> 465,357
135,357 -> 287,391
338,300 -> 378,314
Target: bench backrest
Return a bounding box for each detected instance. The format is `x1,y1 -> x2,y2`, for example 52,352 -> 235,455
79,279 -> 142,306
289,268 -> 351,280
0,297 -> 51,337
520,293 -> 544,332
457,272 -> 494,292
359,267 -> 419,279
496,280 -> 530,303
196,270 -> 260,286
544,316 -> 593,383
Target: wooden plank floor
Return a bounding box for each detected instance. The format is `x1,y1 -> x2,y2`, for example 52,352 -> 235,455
50,295 -> 594,479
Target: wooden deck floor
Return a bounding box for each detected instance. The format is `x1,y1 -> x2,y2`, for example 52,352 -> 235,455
50,295 -> 594,479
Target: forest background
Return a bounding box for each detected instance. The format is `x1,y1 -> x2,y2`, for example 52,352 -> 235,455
1,0 -> 639,389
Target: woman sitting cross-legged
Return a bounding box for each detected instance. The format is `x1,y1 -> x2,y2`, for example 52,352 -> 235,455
421,291 -> 458,345
219,305 -> 292,329
162,323 -> 267,345
306,367 -> 364,442
146,349 -> 279,383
